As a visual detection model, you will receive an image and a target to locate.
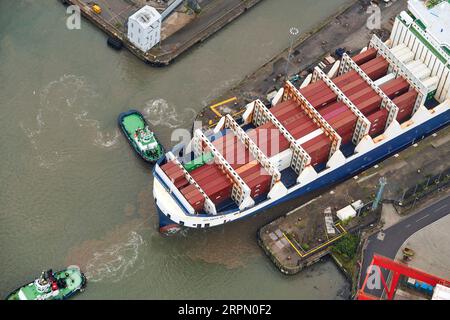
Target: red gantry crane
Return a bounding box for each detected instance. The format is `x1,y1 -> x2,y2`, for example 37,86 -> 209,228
358,254 -> 450,300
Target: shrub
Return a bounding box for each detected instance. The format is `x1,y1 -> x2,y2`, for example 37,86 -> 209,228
332,234 -> 360,260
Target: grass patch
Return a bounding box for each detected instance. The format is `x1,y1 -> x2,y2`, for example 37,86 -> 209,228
331,234 -> 361,281
331,234 -> 360,260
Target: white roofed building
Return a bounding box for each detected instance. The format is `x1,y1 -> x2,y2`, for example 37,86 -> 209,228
127,5 -> 161,52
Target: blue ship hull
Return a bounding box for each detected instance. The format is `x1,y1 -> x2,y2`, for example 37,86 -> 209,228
156,109 -> 449,231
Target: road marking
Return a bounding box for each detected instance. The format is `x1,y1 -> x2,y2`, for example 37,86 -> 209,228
209,97 -> 238,117
434,204 -> 448,213
405,224 -> 411,228
416,214 -> 430,223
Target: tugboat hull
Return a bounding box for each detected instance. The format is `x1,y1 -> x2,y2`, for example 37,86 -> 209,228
118,110 -> 164,164
6,266 -> 87,300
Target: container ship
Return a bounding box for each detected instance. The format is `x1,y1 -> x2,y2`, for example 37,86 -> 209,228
153,0 -> 450,233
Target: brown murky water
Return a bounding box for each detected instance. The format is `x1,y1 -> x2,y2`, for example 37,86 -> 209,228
0,0 -> 352,299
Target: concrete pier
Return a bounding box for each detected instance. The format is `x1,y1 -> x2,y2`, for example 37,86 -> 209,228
60,0 -> 264,66
258,125 -> 450,289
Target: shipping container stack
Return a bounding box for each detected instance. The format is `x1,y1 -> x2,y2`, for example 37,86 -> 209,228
256,101 -> 332,166
160,160 -> 190,189
393,90 -> 418,123
160,46 -> 420,213
210,132 -> 273,200
160,160 -> 205,212
167,127 -> 274,210
213,135 -> 255,170
351,48 -> 418,131
190,163 -> 233,209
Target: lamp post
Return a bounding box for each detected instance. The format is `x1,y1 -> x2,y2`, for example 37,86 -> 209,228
284,27 -> 299,81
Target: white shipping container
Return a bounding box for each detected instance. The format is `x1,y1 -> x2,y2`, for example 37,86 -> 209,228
412,63 -> 431,80
391,43 -> 407,54
270,148 -> 292,172
406,60 -> 422,70
394,46 -> 411,60
397,50 -> 414,64
297,129 -> 323,145
374,73 -> 395,87
423,76 -> 439,91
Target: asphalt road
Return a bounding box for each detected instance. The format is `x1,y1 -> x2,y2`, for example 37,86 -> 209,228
358,194 -> 450,297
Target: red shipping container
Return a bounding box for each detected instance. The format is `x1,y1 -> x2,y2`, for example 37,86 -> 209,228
271,101 -> 299,117
302,134 -> 331,163
276,108 -> 305,124
342,81 -> 372,97
341,132 -> 354,144
182,185 -> 205,212
352,48 -> 377,65
240,164 -> 263,179
393,90 -> 418,109
251,183 -> 271,197
175,177 -> 190,189
164,162 -> 182,176
161,161 -> 177,173
196,172 -> 230,190
202,176 -> 233,195
247,174 -> 271,188
334,71 -> 360,87
236,161 -> 258,175
181,184 -> 196,196
336,77 -> 365,91
308,91 -> 337,109
360,56 -> 386,70
353,95 -> 383,115
205,181 -> 233,205
306,84 -> 335,101
282,112 -> 310,131
362,62 -> 389,80
367,108 -> 388,120
394,91 -> 417,123
332,116 -> 357,133
396,106 -> 415,123
189,197 -> 205,213
321,103 -> 347,120
347,86 -> 377,102
334,74 -> 365,90
191,164 -> 221,181
380,78 -> 410,99
270,99 -> 295,113
300,80 -> 329,97
288,121 -> 318,141
167,169 -> 187,186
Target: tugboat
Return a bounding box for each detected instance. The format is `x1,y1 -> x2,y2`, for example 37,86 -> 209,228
6,266 -> 86,300
118,110 -> 164,164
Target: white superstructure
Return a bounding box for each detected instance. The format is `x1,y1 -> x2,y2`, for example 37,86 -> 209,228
127,6 -> 161,52
408,0 -> 450,50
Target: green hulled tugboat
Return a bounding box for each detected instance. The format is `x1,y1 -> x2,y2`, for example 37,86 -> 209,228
6,266 -> 86,300
118,110 -> 164,164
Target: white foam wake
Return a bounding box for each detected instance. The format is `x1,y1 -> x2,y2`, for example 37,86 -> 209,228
142,98 -> 197,129
20,74 -> 121,169
84,231 -> 146,283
